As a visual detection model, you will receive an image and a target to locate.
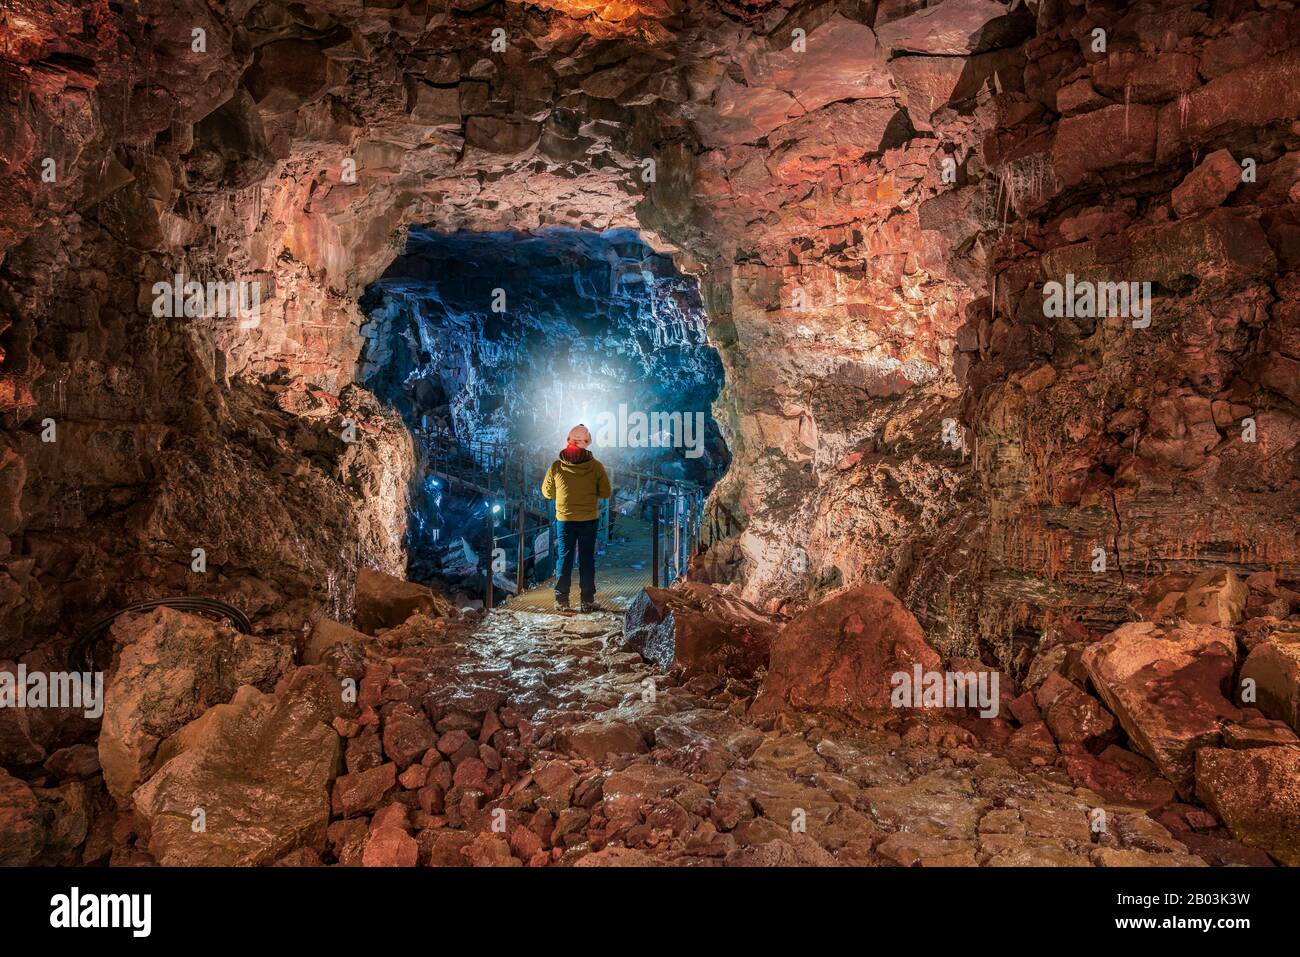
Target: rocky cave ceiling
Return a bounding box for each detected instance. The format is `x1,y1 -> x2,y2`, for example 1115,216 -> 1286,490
1,0 -> 1298,668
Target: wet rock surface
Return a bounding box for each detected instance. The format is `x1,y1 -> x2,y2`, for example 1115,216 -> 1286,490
264,604 -> 1238,868
5,562 -> 1297,868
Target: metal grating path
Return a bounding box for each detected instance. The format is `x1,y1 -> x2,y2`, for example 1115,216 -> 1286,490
508,514 -> 656,613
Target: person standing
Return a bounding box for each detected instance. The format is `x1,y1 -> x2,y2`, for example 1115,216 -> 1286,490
542,424 -> 611,612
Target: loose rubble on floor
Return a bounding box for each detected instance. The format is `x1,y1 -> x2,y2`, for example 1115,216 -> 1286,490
4,564 -> 1296,868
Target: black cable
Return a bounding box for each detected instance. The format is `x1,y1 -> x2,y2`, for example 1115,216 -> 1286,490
67,597 -> 253,672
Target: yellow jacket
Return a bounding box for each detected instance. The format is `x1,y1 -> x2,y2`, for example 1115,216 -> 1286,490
542,456 -> 611,521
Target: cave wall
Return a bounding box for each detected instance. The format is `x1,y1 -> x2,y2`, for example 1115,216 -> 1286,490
953,1 -> 1300,668
1,0 -> 1296,669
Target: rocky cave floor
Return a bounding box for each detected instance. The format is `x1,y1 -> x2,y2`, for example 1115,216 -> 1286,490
329,607 -> 1244,868
27,579 -> 1287,869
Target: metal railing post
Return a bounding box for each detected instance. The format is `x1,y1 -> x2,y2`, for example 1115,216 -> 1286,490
484,506 -> 495,611
651,503 -> 660,588
676,494 -> 686,582
516,501 -> 527,594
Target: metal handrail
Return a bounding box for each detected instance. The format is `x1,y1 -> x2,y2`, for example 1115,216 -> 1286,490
414,428 -> 710,599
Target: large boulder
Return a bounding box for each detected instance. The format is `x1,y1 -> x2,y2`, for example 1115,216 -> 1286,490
1134,569 -> 1248,627
381,704 -> 436,768
1196,746 -> 1300,866
622,582 -> 778,674
304,617 -> 369,666
132,683 -> 341,866
1081,622 -> 1241,797
1035,672 -> 1116,745
353,568 -> 450,635
1241,633 -> 1300,732
752,583 -> 940,715
98,608 -> 294,806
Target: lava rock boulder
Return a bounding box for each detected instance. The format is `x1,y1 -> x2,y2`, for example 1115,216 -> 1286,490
354,568 -> 451,635
622,583 -> 778,674
752,582 -> 940,715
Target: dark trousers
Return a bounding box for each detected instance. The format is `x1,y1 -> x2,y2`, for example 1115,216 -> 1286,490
554,519 -> 598,604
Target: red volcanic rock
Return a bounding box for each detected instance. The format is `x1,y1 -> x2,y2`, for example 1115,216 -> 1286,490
532,760 -> 579,806
694,15 -> 893,149
1060,745 -> 1176,809
460,832 -> 521,868
381,704 -> 436,768
304,618 -> 369,666
1041,208 -> 1276,287
362,825 -> 419,867
354,569 -> 450,635
1223,717 -> 1299,750
1156,48 -> 1300,162
1052,104 -> 1158,186
1135,569 -> 1248,628
555,720 -> 647,763
1196,747 -> 1300,866
345,728 -> 382,773
1171,149 -> 1243,219
622,583 -> 778,674
43,744 -> 101,781
436,729 -> 471,756
1251,352 -> 1300,407
1034,672 -> 1116,745
451,757 -> 489,790
1241,636 -> 1300,732
889,49 -> 1021,132
874,0 -> 1032,55
752,582 -> 940,714
99,608 -> 293,806
509,824 -> 545,862
332,763 -> 397,818
398,763 -> 428,789
1081,622 -> 1241,798
133,684 -> 341,866
425,830 -> 474,867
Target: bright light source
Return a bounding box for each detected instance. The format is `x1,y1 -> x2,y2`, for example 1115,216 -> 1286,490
492,504 -> 502,513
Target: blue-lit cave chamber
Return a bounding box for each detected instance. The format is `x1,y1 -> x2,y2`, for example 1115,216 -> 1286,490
358,228 -> 730,607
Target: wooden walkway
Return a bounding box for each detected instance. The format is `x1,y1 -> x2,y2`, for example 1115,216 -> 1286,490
507,514 -> 656,613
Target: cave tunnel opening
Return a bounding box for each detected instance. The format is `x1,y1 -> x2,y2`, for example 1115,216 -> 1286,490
358,227 -> 730,606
